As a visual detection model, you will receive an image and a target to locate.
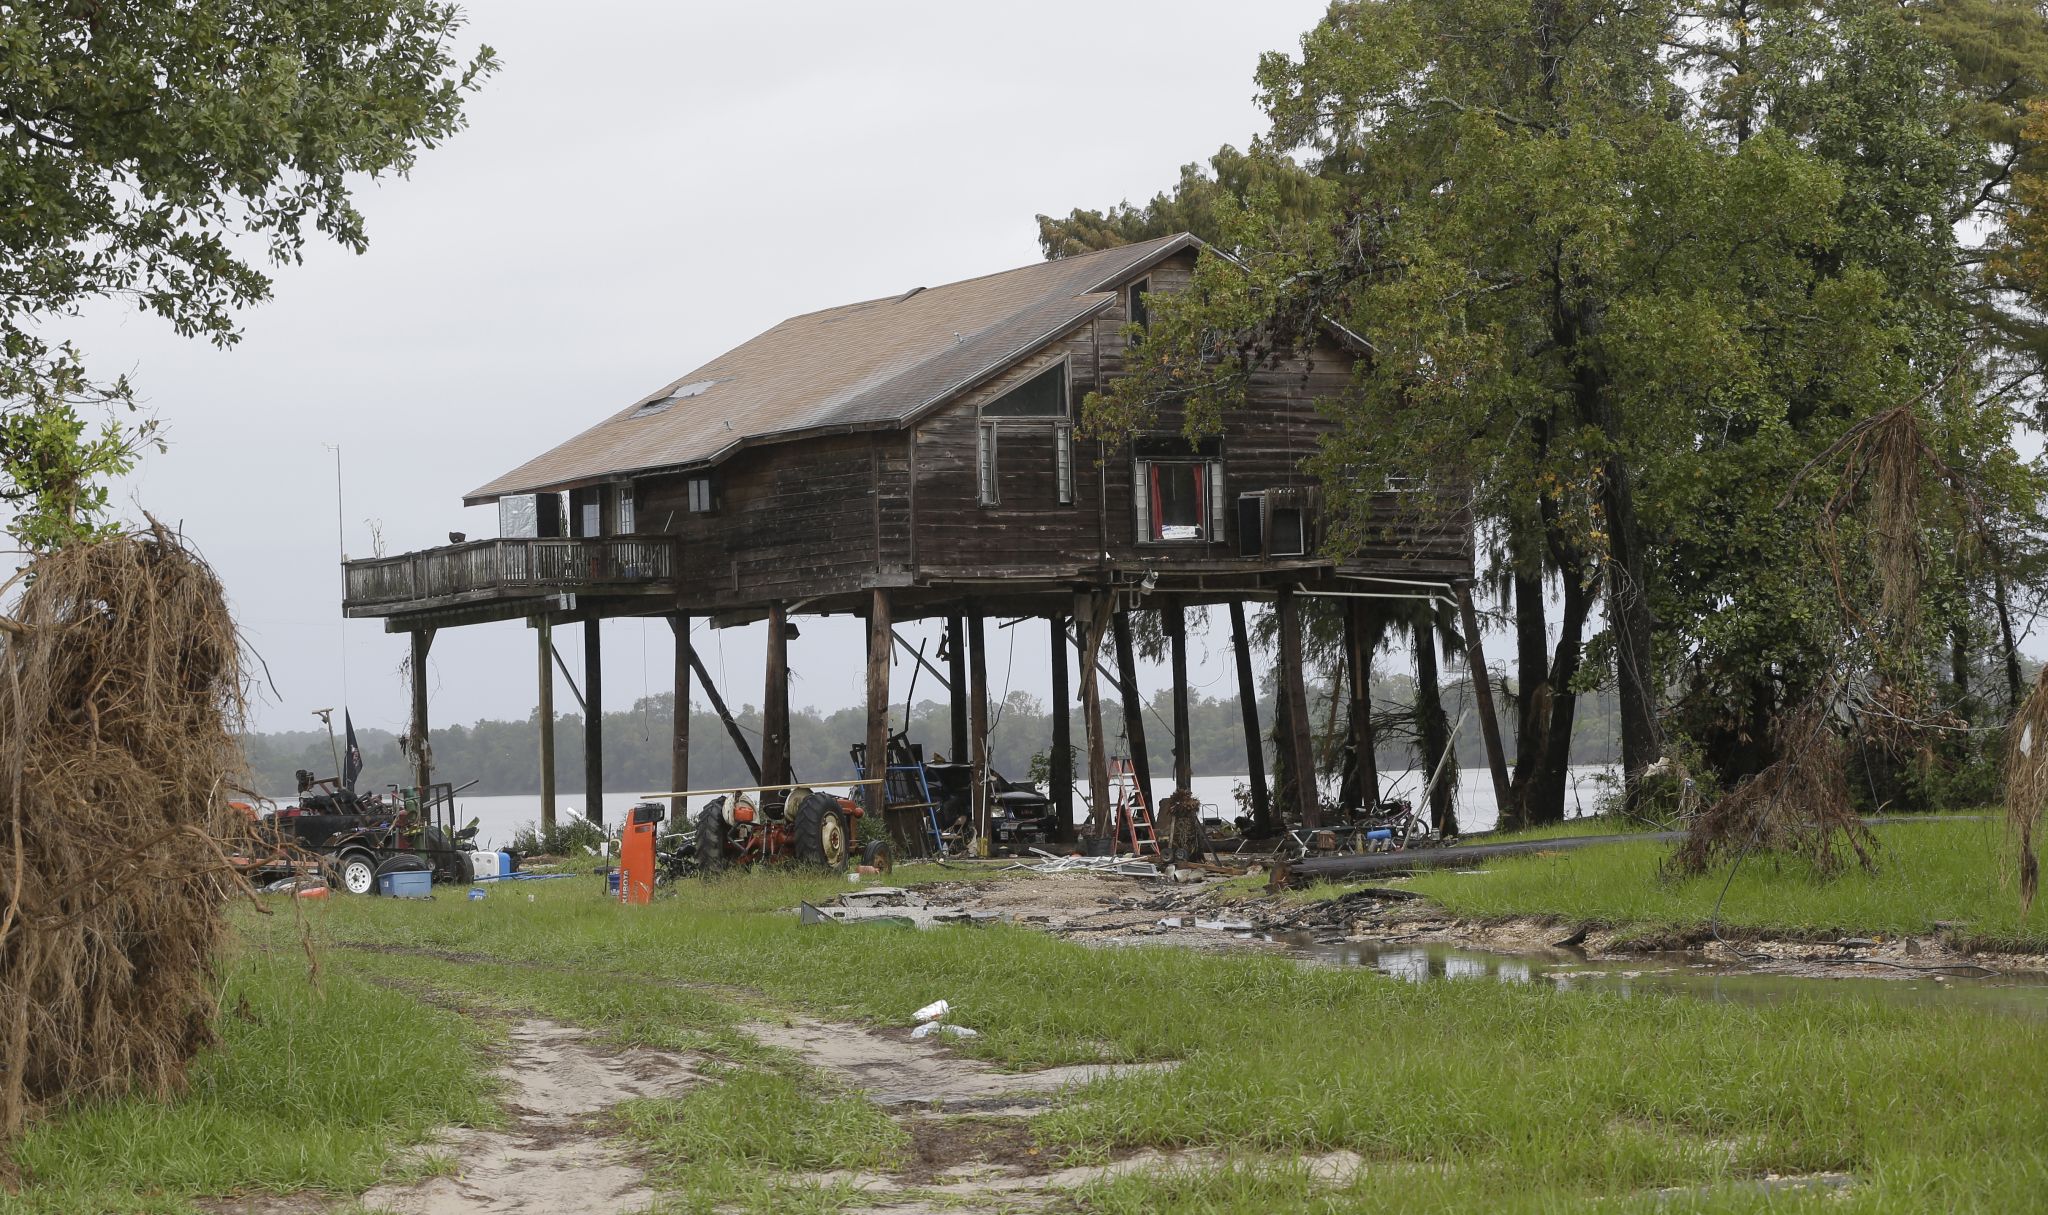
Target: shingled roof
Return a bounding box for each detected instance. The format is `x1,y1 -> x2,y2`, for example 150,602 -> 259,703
464,233 -> 1199,504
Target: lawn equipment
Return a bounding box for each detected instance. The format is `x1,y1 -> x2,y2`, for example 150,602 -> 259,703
850,730 -> 1057,858
266,777 -> 481,894
686,784 -> 891,876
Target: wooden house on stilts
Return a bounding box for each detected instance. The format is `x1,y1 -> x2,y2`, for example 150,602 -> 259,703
342,234 -> 1505,846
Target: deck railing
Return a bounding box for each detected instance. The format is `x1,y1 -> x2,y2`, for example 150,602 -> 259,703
342,537 -> 675,608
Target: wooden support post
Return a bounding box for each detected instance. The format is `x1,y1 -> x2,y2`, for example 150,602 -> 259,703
1111,611 -> 1154,816
1229,601 -> 1272,834
1050,615 -> 1074,842
763,603 -> 790,787
668,613 -> 692,823
865,590 -> 892,822
1276,587 -> 1319,829
1342,601 -> 1379,812
1457,583 -> 1514,831
582,619 -> 604,826
967,611 -> 990,855
946,614 -> 968,764
687,649 -> 761,783
1078,592 -> 1113,840
536,618 -> 556,835
1166,601 -> 1192,794
409,628 -> 435,791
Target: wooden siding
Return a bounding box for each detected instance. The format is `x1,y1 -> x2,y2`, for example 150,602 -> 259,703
638,433 -> 885,609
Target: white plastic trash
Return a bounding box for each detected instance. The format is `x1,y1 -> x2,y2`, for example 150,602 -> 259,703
911,1022 -> 977,1040
913,999 -> 949,1023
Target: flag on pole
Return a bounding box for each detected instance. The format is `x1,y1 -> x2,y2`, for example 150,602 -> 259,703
343,710 -> 364,793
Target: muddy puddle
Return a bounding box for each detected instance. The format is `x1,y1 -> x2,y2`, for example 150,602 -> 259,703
1281,933 -> 2048,1017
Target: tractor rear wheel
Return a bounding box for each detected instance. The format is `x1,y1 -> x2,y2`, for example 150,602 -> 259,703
696,805 -> 730,875
792,792 -> 850,869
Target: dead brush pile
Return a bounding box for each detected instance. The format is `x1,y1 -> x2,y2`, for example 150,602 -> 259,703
1669,695 -> 1876,879
2005,666 -> 2048,913
0,526 -> 253,1138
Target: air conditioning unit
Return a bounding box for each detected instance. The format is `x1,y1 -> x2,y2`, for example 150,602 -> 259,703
1236,489 -> 1314,558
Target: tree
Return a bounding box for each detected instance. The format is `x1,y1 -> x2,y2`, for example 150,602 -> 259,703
1081,0 -> 2048,819
0,0 -> 496,546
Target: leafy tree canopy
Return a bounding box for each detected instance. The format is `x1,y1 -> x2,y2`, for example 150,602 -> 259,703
0,0 -> 495,547
1075,0 -> 2048,813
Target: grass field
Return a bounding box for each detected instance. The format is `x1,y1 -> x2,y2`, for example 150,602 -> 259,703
9,841 -> 2048,1213
0,948 -> 495,1215
1405,815 -> 2048,949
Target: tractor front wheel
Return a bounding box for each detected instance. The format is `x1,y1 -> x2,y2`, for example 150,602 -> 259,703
696,805 -> 730,875
792,792 -> 850,869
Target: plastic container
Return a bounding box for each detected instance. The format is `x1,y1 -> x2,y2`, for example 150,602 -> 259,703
1366,828 -> 1393,841
378,870 -> 432,898
495,850 -> 513,876
467,850 -> 498,881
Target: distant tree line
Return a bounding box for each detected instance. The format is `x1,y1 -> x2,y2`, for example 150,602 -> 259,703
242,677 -> 1621,799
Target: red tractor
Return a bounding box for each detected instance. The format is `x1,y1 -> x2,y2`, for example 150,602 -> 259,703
691,786 -> 891,875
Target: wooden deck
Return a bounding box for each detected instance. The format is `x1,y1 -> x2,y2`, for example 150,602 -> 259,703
342,537 -> 676,621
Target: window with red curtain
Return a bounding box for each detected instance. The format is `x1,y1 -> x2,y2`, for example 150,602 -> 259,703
1149,462 -> 1205,541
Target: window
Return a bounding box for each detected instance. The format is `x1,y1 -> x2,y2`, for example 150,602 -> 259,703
977,422 -> 1000,506
981,363 -> 1066,417
1136,461 -> 1209,541
1127,280 -> 1149,346
580,501 -> 601,538
1055,423 -> 1073,505
1134,446 -> 1225,543
616,486 -> 636,534
686,476 -> 715,514
1236,489 -> 1315,557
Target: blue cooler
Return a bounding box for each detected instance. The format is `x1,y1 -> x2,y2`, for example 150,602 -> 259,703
378,870 -> 432,898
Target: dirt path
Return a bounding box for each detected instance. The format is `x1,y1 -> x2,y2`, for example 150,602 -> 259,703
356,1020 -> 701,1215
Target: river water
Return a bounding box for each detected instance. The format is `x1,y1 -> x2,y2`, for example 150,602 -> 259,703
336,764 -> 1621,851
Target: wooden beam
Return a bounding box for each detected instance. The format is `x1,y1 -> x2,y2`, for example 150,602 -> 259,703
669,613 -> 692,822
891,627 -> 951,693
583,618 -> 604,827
946,614 -> 969,764
1457,582 -> 1514,831
1276,587 -> 1319,829
1111,611 -> 1154,817
1342,600 -> 1379,812
1166,600 -> 1191,793
1078,592 -> 1113,840
967,611 -> 990,855
537,618 -> 556,834
1050,615 -> 1073,842
763,602 -> 791,787
1229,601 -> 1272,833
409,628 -> 435,791
866,590 -> 892,822
686,648 -> 761,783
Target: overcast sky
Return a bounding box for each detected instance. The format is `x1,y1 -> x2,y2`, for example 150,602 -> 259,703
38,0 -> 1373,747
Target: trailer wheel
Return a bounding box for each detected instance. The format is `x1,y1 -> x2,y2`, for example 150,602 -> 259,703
335,851 -> 378,895
793,792 -> 849,869
861,839 -> 893,875
695,805 -> 730,875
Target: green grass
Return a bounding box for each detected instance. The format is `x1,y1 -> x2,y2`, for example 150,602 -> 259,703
2,949 -> 495,1215
1405,817 -> 2048,948
217,858 -> 2048,1213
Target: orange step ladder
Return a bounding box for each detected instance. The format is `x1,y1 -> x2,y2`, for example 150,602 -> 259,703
1108,756 -> 1160,858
